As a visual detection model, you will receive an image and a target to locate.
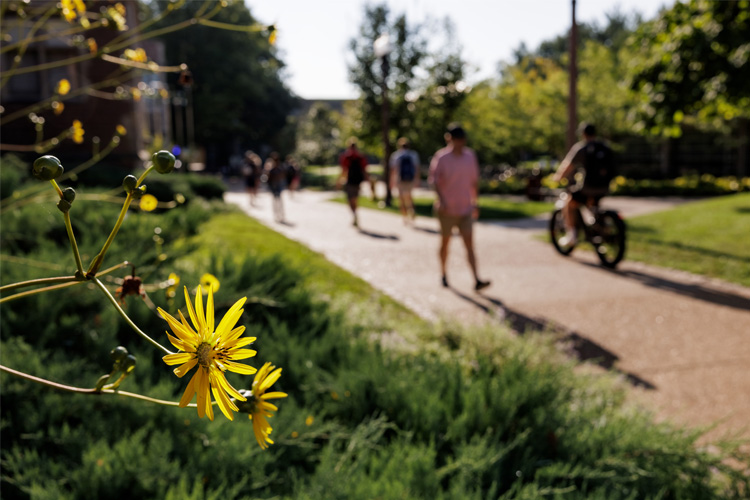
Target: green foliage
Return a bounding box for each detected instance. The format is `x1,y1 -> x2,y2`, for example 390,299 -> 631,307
627,192 -> 750,286
294,104 -> 343,166
347,4 -> 469,161
150,0 -> 296,157
610,174 -> 750,197
628,0 -> 750,135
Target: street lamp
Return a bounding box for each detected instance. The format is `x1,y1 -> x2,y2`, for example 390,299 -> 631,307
567,0 -> 578,150
374,32 -> 393,206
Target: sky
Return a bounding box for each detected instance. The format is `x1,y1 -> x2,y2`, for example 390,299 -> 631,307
247,0 -> 672,100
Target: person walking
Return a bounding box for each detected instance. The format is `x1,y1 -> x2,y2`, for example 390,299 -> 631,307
429,124 -> 490,291
265,152 -> 286,222
337,137 -> 369,227
243,151 -> 262,207
389,137 -> 420,224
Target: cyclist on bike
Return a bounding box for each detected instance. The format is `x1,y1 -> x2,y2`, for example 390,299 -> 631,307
553,123 -> 614,246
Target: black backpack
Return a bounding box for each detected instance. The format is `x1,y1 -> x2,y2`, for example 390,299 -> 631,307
346,155 -> 364,185
398,153 -> 416,182
583,141 -> 615,189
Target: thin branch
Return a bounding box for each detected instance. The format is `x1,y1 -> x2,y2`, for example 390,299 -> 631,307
0,280 -> 83,304
92,277 -> 173,356
0,275 -> 77,294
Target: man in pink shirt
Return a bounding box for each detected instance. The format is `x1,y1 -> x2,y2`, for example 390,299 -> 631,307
429,124 -> 491,291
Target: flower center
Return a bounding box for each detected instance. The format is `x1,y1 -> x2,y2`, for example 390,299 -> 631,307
196,342 -> 213,368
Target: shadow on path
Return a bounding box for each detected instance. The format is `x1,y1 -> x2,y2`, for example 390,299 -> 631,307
357,228 -> 400,241
580,262 -> 750,312
448,287 -> 656,390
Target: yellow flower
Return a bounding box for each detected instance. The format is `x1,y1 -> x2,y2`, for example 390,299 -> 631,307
56,79 -> 71,95
305,415 -> 314,426
116,125 -> 127,136
200,273 -> 220,293
71,120 -> 84,144
52,101 -> 64,115
159,286 -> 257,421
87,38 -> 98,54
239,362 -> 288,449
139,194 -> 158,212
166,272 -> 180,298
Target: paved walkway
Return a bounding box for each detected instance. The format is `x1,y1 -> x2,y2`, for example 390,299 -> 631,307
226,183 -> 750,441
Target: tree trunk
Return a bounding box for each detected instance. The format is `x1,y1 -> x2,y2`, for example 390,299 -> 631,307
737,118 -> 748,178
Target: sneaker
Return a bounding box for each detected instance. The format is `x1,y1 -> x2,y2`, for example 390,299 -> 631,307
559,232 -> 578,247
442,275 -> 449,288
475,279 -> 491,291
352,217 -> 359,227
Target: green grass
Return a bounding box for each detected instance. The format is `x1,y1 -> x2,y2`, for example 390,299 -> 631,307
3,183 -> 749,499
333,194 -> 554,221
626,193 -> 750,287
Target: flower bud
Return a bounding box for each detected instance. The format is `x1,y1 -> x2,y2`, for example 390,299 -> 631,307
152,150 -> 175,174
56,199 -> 72,213
110,346 -> 129,362
122,175 -> 137,194
32,155 -> 64,180
62,187 -> 76,203
122,354 -> 137,374
131,184 -> 147,199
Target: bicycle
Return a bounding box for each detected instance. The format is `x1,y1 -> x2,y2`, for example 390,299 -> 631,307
549,192 -> 626,268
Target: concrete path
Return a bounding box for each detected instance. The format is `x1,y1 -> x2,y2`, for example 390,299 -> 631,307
226,183 -> 750,441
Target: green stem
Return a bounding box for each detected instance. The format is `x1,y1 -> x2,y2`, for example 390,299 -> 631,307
50,180 -> 85,276
92,277 -> 172,356
87,166 -> 154,277
0,275 -> 77,294
63,211 -> 85,276
0,364 -> 194,407
0,281 -> 83,304
87,192 -> 132,276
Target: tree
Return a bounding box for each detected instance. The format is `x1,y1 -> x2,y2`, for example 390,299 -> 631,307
347,4 -> 426,156
294,102 -> 342,165
627,0 -> 750,174
150,0 -> 296,169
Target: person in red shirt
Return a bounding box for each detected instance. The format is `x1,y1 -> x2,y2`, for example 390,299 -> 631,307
338,137 -> 370,227
429,124 -> 490,291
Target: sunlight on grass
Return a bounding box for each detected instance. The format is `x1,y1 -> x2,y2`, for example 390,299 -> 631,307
331,195 -> 553,221
627,193 -> 750,286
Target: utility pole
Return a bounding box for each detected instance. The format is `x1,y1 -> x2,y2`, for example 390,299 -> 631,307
567,0 -> 578,150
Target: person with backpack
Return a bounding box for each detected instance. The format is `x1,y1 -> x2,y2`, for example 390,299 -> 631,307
553,122 -> 615,246
338,137 -> 369,227
389,137 -> 420,224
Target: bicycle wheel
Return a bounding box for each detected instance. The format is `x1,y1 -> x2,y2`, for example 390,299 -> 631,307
594,211 -> 626,268
549,209 -> 576,256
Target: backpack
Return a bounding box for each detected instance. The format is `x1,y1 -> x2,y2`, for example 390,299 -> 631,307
346,155 -> 364,185
582,141 -> 615,189
398,152 -> 416,182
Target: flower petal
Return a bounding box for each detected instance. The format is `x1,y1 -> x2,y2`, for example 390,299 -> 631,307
227,348 -> 257,361
163,352 -> 193,366
222,335 -> 255,350
194,285 -> 206,334
179,370 -> 199,407
173,358 -> 198,378
195,368 -> 207,419
215,296 -> 246,338
206,285 -> 215,337
259,367 -> 282,393
225,360 -> 257,375
213,370 -> 245,401
184,286 -> 202,335
261,391 -> 288,400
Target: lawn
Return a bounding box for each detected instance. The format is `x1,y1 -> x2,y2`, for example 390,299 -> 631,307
626,193 -> 750,287
332,194 -> 554,220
